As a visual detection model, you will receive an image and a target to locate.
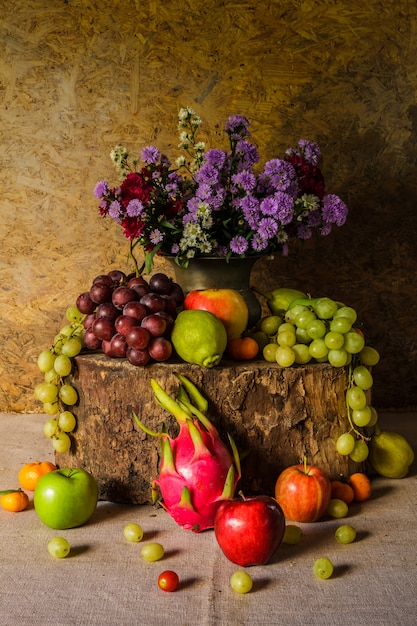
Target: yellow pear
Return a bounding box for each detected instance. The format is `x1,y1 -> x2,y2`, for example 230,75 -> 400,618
369,427 -> 414,478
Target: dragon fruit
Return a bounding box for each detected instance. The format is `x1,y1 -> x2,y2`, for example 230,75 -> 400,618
133,373 -> 241,532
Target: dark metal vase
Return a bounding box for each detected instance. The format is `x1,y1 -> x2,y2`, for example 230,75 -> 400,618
166,256 -> 262,329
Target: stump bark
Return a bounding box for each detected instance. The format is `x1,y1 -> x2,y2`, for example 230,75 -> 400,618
56,354 -> 365,503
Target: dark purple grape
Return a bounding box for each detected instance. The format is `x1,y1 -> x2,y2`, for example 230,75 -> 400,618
92,317 -> 116,341
83,313 -> 96,329
125,326 -> 151,350
128,276 -> 149,290
126,346 -> 151,366
108,270 -> 127,285
154,311 -> 175,334
139,292 -> 166,313
123,301 -> 148,322
76,292 -> 96,315
149,273 -> 173,295
101,339 -> 115,357
114,314 -> 140,336
169,282 -> 185,306
84,327 -> 102,350
92,274 -> 113,287
148,337 -> 172,362
96,302 -> 119,321
141,314 -> 167,338
110,333 -> 128,358
112,286 -> 137,309
90,282 -> 113,305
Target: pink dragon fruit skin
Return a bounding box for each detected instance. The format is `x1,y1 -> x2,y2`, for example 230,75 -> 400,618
134,374 -> 240,532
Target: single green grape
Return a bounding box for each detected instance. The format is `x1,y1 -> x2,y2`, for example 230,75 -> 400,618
349,439 -> 369,462
343,331 -> 365,354
66,306 -> 84,323
324,331 -> 345,350
335,524 -> 356,544
292,344 -> 312,364
329,316 -> 352,334
336,432 -> 356,455
44,418 -> 59,438
141,542 -> 165,562
275,345 -> 296,367
277,322 -> 296,334
285,304 -> 308,323
53,354 -> 73,377
308,338 -> 329,359
294,309 -> 317,329
368,405 -> 379,427
282,524 -> 304,544
230,571 -> 253,594
327,498 -> 348,518
260,315 -> 283,336
52,431 -> 71,454
277,329 -> 296,347
37,349 -> 56,373
353,365 -> 373,390
43,401 -> 59,416
313,557 -> 334,580
334,306 -> 357,324
48,537 -> 71,558
263,343 -> 278,362
61,336 -> 83,358
123,523 -> 144,542
351,406 -> 372,427
44,369 -> 60,384
306,318 -> 327,339
359,346 -> 380,366
346,386 -> 367,410
295,326 -> 311,344
328,348 -> 349,367
59,384 -> 78,406
34,382 -> 59,404
314,297 -> 339,319
58,411 -> 77,433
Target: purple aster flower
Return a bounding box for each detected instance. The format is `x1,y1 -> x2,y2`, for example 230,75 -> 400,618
230,235 -> 249,254
225,115 -> 250,139
322,194 -> 348,226
108,200 -> 121,219
262,159 -> 297,194
240,195 -> 261,229
320,224 -> 332,236
194,163 -> 220,185
204,149 -> 227,168
126,198 -> 144,217
258,217 -> 278,240
298,140 -> 321,165
94,181 -> 109,198
307,209 -> 323,227
232,170 -> 256,192
261,192 -> 294,225
150,229 -> 164,244
235,140 -> 259,168
251,233 -> 269,251
297,224 -> 312,240
141,146 -> 160,164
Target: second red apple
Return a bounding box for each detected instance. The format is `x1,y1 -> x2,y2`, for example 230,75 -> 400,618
183,288 -> 249,339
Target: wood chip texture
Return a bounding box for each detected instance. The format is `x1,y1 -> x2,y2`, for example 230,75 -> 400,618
0,0 -> 416,411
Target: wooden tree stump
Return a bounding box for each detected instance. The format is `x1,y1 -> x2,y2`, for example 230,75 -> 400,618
56,354 -> 365,503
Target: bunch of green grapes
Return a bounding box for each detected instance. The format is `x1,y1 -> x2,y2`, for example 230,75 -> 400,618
255,296 -> 380,462
35,306 -> 85,454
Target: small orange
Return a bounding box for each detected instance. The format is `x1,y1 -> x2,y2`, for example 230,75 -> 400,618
225,336 -> 259,361
18,461 -> 57,491
348,472 -> 372,502
0,489 -> 29,512
330,480 -> 354,505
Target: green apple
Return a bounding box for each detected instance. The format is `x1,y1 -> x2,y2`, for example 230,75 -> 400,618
34,468 -> 98,529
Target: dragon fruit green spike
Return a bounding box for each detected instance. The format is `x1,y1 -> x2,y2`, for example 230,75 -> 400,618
133,373 -> 241,532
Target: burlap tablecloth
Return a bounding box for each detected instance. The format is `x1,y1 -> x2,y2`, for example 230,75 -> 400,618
1,412 -> 416,626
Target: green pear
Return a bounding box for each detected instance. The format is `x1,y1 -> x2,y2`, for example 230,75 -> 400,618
369,427 -> 414,478
254,287 -> 307,314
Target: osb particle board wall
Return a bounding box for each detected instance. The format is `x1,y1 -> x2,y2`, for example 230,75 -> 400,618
1,0 -> 416,412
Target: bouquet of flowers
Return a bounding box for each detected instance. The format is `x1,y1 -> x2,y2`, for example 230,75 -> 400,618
94,108 -> 348,273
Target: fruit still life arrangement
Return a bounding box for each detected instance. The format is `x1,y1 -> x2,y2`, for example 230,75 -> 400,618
8,263 -> 409,594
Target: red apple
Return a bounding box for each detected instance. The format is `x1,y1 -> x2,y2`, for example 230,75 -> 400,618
274,461 -> 331,523
183,288 -> 249,339
214,495 -> 285,566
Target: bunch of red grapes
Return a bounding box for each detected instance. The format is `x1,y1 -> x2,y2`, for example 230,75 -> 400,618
76,269 -> 184,367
